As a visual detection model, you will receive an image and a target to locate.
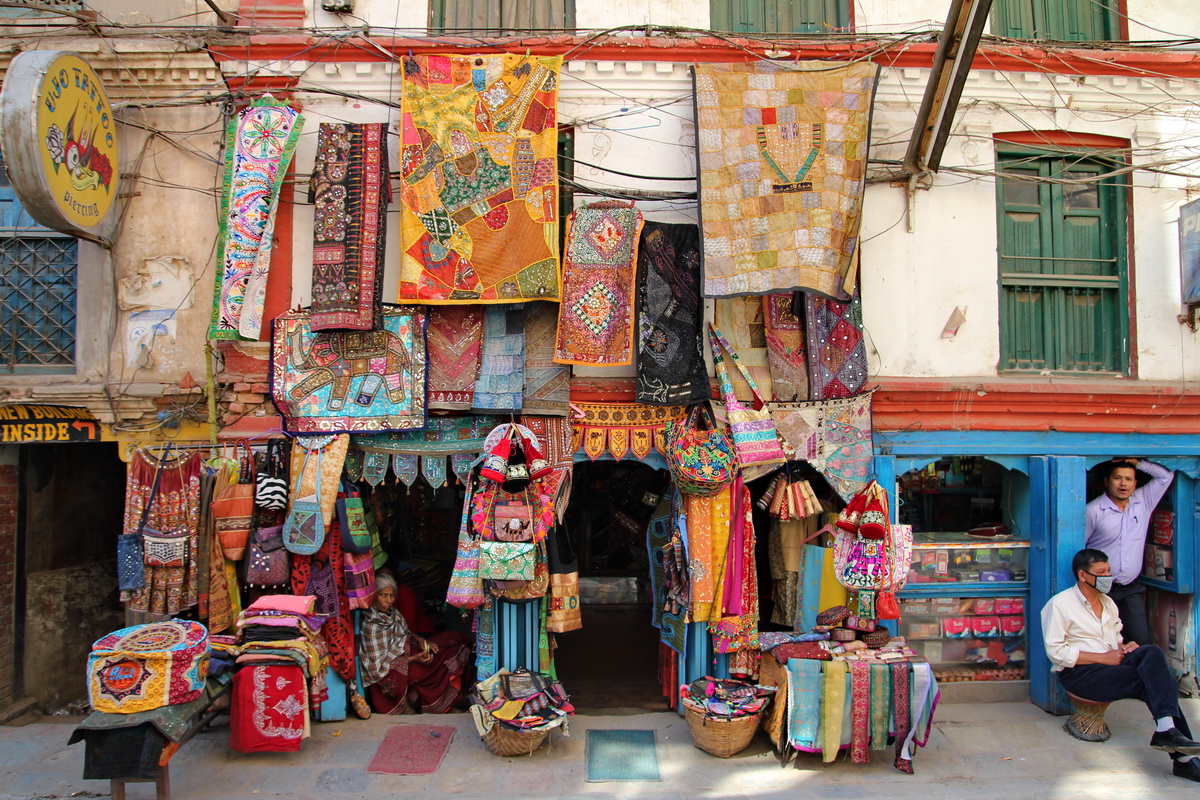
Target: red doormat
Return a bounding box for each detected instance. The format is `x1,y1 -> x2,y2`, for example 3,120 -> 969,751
367,725 -> 456,775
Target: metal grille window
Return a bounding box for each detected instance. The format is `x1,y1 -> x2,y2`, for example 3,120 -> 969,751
0,155 -> 78,372
995,150 -> 1128,374
710,0 -> 850,34
992,0 -> 1118,42
430,0 -> 575,34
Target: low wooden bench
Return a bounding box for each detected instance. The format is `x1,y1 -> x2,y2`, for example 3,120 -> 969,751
1064,692 -> 1112,742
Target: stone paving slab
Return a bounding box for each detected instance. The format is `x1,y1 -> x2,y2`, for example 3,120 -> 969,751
3,699 -> 1200,799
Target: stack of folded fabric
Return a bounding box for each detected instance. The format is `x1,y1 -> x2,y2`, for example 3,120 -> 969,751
471,668 -> 573,732
779,604 -> 920,662
680,677 -> 775,718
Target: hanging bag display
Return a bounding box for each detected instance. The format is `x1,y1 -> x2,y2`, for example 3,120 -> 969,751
211,439 -> 257,560
337,479 -> 373,554
477,541 -> 537,581
117,445 -> 170,591
255,439 -> 289,511
244,524 -> 291,588
494,490 -> 535,543
283,445 -> 327,555
139,446 -> 191,568
343,551 -> 376,610
708,325 -> 787,472
664,402 -> 737,496
447,472 -> 487,609
832,481 -> 897,592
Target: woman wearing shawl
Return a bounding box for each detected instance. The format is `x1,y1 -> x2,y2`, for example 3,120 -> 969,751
359,572 -> 469,713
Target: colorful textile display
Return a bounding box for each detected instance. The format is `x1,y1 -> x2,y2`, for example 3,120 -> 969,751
714,297 -> 773,401
709,325 -> 788,473
555,201 -> 644,366
570,402 -> 687,461
230,663 -> 307,753
473,305 -> 525,413
427,306 -> 483,410
288,435 -> 348,530
524,301 -> 571,416
786,657 -> 822,750
710,478 -> 760,653
520,416 -> 575,470
764,293 -> 808,401
635,221 -> 709,406
398,54 -> 562,303
210,96 -> 304,340
354,415 -> 503,456
769,391 -> 874,501
289,525 -> 356,680
271,307 -> 427,433
694,61 -> 879,301
310,122 -> 389,331
805,293 -> 868,400
121,450 -> 203,616
88,621 -> 209,714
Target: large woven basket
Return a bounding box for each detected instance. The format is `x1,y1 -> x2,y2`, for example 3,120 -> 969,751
684,701 -> 762,758
482,722 -> 551,756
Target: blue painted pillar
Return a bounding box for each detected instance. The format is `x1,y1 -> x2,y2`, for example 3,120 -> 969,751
1029,455 -> 1086,714
873,454 -> 897,517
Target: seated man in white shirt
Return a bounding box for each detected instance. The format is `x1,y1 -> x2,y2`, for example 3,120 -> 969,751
1042,548 -> 1200,782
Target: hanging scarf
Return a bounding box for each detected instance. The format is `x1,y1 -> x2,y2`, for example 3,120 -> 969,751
892,661 -> 912,764
849,660 -> 871,763
869,662 -> 891,750
310,122 -> 389,331
764,292 -> 808,401
805,293 -> 868,400
786,657 -> 822,750
635,221 -> 709,405
822,660 -> 847,763
210,96 -> 304,340
711,478 -> 759,653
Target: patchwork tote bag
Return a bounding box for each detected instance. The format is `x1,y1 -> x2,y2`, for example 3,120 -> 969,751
708,324 -> 787,471
337,479 -> 373,554
664,402 -> 737,496
211,439 -> 256,560
283,446 -> 326,555
447,473 -> 487,609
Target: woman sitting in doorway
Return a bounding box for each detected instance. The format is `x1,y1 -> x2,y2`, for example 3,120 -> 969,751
359,572 -> 469,714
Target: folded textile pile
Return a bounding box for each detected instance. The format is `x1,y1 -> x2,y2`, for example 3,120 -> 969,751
470,668 -> 573,735
234,595 -> 331,712
680,676 -> 775,718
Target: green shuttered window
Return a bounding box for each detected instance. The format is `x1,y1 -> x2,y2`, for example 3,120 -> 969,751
430,0 -> 575,33
710,0 -> 850,34
992,0 -> 1118,42
996,150 -> 1129,374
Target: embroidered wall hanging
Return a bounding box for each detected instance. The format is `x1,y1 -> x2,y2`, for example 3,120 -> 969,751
805,293 -> 868,399
520,416 -> 575,469
764,293 -> 809,401
271,307 -> 427,433
694,61 -> 879,302
210,96 -> 304,340
636,221 -> 710,406
713,297 -> 774,402
769,390 -> 874,502
472,304 -> 525,413
555,201 -> 644,366
570,402 -> 687,461
398,54 -> 562,303
524,301 -> 571,416
427,306 -> 483,411
309,122 -> 390,331
352,415 -> 503,455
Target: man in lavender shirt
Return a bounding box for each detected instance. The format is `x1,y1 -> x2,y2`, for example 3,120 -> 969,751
1085,459 -> 1174,647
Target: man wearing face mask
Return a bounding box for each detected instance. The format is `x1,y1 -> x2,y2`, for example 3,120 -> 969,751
1085,458 -> 1174,647
1042,548 -> 1200,782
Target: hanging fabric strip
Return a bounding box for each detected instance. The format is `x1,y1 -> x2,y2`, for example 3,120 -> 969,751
570,402 -> 686,461
391,454 -> 418,487
891,661 -> 912,764
475,602 -> 497,680
354,415 -> 502,456
519,416 -> 574,469
309,122 -> 389,331
523,301 -> 571,416
210,96 -> 304,340
805,293 -> 869,400
769,391 -> 874,502
427,306 -> 484,411
786,657 -> 822,750
450,453 -> 474,484
363,452 -> 389,487
421,455 -> 447,489
821,660 -> 847,763
343,448 -> 364,483
869,662 -> 891,750
472,305 -> 525,413
763,292 -> 809,401
848,661 -> 871,763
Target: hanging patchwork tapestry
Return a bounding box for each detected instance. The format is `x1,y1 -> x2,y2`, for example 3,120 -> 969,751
271,307 -> 427,433
210,96 -> 305,340
520,416 -> 575,469
764,293 -> 809,401
554,201 -> 644,366
353,415 -> 503,456
635,221 -> 709,406
310,122 -> 390,331
570,402 -> 687,461
473,304 -> 525,413
524,301 -> 571,416
398,54 -> 562,303
769,391 -> 874,502
805,293 -> 868,399
713,297 -> 773,402
693,61 -> 879,301
427,306 -> 484,411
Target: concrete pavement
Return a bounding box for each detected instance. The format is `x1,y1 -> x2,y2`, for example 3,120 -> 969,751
3,698 -> 1200,799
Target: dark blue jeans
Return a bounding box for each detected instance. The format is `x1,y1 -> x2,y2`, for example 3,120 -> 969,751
1059,644 -> 1191,737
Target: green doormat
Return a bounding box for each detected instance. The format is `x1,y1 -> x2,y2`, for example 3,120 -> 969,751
585,729 -> 661,782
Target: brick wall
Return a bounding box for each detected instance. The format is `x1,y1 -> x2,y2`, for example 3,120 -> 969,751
0,464 -> 17,705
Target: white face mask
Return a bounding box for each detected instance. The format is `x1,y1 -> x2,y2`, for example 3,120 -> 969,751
1087,572 -> 1114,594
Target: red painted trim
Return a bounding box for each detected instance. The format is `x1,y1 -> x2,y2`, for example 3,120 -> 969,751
994,131 -> 1130,149
260,165 -> 296,343
236,0 -> 305,27
206,37 -> 1200,79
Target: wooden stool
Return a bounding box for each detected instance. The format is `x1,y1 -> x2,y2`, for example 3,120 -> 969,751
1064,692 -> 1112,742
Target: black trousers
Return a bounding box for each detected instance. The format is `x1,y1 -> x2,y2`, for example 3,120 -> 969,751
1110,581 -> 1152,647
1059,644 -> 1190,737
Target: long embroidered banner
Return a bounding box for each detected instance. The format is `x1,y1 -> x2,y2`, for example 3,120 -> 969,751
694,61 -> 879,302
570,402 -> 686,461
523,301 -> 571,416
764,293 -> 808,401
351,415 -> 503,455
271,307 -> 427,434
398,54 -> 562,303
210,96 -> 304,340
427,306 -> 483,411
310,122 -> 389,331
769,390 -> 874,502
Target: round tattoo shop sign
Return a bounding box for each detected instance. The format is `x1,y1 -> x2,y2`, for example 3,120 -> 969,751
0,50 -> 119,234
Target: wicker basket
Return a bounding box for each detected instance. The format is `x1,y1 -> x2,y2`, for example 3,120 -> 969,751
684,701 -> 763,758
482,722 -> 551,756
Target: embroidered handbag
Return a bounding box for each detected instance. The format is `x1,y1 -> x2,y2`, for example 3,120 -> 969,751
211,440 -> 256,560
708,325 -> 787,472
501,438 -> 531,494
343,551 -> 376,610
117,446 -> 169,590
494,497 -> 534,543
664,403 -> 737,496
477,541 -> 536,581
447,492 -> 486,608
306,558 -> 339,617
337,479 -> 373,555
142,530 -> 189,568
255,439 -> 289,511
244,525 -> 290,588
283,447 -> 326,555
490,543 -> 549,601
